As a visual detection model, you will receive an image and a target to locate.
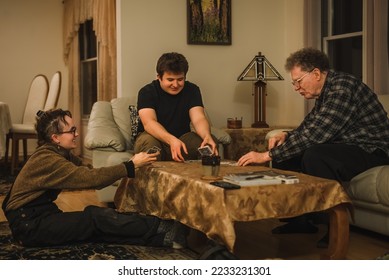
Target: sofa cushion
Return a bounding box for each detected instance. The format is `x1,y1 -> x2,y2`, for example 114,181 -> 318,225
349,165 -> 389,207
84,101 -> 126,151
189,109 -> 231,145
111,98 -> 133,150
92,149 -> 134,168
128,105 -> 141,145
211,127 -> 231,145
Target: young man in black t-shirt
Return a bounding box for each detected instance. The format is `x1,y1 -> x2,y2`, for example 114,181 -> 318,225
134,52 -> 218,161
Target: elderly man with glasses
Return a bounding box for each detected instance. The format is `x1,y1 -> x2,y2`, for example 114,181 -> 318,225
237,47 -> 389,246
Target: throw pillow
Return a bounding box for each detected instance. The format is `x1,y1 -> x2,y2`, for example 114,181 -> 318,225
128,105 -> 140,144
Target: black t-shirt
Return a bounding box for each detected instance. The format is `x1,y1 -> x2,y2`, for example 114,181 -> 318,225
137,80 -> 204,138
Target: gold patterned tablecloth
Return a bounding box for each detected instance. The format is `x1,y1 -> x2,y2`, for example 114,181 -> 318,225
115,161 -> 352,251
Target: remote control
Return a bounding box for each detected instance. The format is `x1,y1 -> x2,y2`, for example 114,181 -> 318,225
210,181 -> 241,189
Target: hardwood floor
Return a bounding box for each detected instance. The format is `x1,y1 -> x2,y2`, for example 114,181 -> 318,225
0,189 -> 106,222
1,190 -> 388,260
233,219 -> 389,260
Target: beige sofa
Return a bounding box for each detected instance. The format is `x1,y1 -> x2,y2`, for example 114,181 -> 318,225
84,97 -> 232,202
266,129 -> 389,236
345,166 -> 389,236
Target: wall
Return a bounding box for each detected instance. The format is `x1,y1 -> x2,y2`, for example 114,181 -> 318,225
119,0 -> 306,128
0,0 -> 68,153
0,0 -> 68,118
2,0 -> 307,157
4,0 -> 386,155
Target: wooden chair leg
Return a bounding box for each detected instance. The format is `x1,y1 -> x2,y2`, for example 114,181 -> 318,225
11,138 -> 19,176
4,133 -> 10,166
23,139 -> 28,162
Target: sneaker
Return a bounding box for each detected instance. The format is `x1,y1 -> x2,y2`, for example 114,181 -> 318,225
162,221 -> 189,249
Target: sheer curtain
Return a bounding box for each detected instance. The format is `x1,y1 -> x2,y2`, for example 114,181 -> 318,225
63,0 -> 117,154
303,0 -> 321,114
366,0 -> 389,96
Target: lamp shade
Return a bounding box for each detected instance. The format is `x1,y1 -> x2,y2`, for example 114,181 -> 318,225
237,52 -> 284,81
237,52 -> 284,128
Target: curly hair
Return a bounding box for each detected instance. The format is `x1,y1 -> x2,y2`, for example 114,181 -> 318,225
285,47 -> 330,72
156,52 -> 189,77
35,109 -> 72,146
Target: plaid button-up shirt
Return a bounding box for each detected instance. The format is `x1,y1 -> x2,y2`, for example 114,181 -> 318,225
270,70 -> 389,162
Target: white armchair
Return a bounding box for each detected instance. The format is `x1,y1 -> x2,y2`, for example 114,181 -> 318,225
85,97 -> 231,202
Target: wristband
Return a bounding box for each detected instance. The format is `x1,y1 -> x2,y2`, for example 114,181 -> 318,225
123,160 -> 135,178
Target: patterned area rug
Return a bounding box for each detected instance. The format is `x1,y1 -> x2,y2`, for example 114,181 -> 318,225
0,162 -> 198,260
0,160 -> 15,195
0,222 -> 198,260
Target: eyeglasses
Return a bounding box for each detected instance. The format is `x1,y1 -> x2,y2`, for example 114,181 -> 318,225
291,69 -> 314,87
58,127 -> 77,136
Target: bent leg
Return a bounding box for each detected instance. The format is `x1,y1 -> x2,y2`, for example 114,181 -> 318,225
301,144 -> 389,182
180,132 -> 219,160
180,132 -> 203,160
134,132 -> 167,160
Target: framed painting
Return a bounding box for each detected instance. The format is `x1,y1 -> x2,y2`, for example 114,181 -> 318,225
187,0 -> 231,45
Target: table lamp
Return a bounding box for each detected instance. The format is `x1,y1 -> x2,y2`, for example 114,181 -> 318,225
237,52 -> 284,128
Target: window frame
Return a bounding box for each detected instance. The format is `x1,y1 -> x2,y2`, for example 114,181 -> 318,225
321,0 -> 363,80
79,20 -> 98,119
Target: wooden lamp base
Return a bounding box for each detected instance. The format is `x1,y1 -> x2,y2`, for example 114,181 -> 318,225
252,80 -> 269,128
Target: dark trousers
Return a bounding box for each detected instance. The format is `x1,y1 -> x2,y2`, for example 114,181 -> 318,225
5,203 -> 162,247
135,131 -> 219,161
273,144 -> 389,226
273,144 -> 389,182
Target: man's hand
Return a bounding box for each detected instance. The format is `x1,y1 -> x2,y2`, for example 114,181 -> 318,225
237,151 -> 271,166
268,132 -> 288,150
169,137 -> 188,162
200,136 -> 218,156
189,106 -> 218,155
131,152 -> 158,168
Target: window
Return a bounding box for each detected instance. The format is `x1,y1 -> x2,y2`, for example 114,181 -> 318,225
79,20 -> 97,118
321,0 -> 363,80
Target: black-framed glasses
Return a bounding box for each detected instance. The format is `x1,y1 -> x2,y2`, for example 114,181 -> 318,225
291,69 -> 315,87
58,127 -> 77,136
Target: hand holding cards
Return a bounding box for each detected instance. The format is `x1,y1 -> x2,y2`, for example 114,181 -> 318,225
147,146 -> 161,154
197,145 -> 213,156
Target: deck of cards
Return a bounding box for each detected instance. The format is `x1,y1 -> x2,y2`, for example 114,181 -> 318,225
147,146 -> 161,154
198,146 -> 213,157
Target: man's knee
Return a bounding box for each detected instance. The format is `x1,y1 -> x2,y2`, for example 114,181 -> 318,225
84,205 -> 117,220
180,132 -> 203,160
301,145 -> 344,180
301,145 -> 323,163
134,132 -> 161,153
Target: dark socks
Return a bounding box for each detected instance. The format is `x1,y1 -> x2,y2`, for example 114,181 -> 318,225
157,220 -> 189,249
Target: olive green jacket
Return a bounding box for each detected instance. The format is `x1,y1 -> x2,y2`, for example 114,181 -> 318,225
5,144 -> 127,211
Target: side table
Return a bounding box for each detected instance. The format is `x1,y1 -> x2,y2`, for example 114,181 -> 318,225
223,127 -> 272,160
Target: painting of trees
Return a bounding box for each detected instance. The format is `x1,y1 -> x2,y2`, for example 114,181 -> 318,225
187,0 -> 231,45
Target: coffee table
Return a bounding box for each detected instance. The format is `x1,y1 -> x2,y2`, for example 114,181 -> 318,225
114,161 -> 352,259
